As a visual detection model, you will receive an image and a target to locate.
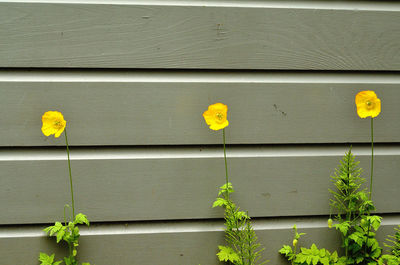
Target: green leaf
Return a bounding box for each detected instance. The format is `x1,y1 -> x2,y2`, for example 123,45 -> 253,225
74,213 -> 90,226
335,221 -> 350,236
310,244 -> 318,255
367,215 -> 382,231
235,210 -> 249,220
320,257 -> 329,265
306,255 -> 313,265
212,197 -> 227,208
56,229 -> 65,243
349,232 -> 364,246
319,248 -> 326,257
279,245 -> 293,256
39,252 -> 54,264
295,254 -> 308,264
218,182 -> 234,195
216,246 -> 240,263
312,255 -> 319,265
38,253 -> 62,265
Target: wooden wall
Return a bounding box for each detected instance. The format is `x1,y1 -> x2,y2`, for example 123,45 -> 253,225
0,1 -> 399,264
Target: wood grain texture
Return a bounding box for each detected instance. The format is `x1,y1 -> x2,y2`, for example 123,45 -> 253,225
1,145 -> 399,224
1,71 -> 400,146
1,216 -> 398,265
0,2 -> 399,69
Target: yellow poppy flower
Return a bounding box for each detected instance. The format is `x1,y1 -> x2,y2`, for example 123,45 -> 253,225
41,111 -> 66,138
355,91 -> 381,118
203,103 -> 229,131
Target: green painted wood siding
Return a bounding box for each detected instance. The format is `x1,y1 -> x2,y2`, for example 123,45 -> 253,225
0,1 -> 399,264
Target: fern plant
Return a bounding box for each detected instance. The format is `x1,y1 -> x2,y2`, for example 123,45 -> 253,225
213,183 -> 268,265
379,225 -> 400,265
329,148 -> 382,264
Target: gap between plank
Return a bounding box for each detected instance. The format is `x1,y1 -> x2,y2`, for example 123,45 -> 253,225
1,144 -> 400,161
2,0 -> 400,11
0,70 -> 399,83
1,214 -> 399,238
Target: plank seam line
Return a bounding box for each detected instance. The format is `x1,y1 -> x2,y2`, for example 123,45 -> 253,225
1,145 -> 400,161
3,0 -> 400,11
1,214 -> 399,238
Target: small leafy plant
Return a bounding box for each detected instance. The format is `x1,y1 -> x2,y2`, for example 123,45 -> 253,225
39,111 -> 91,265
280,225 -> 341,265
203,103 -> 268,265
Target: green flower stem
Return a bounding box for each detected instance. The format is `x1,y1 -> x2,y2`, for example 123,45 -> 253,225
365,118 -> 375,257
222,128 -> 229,200
369,118 -> 374,200
64,128 -> 75,219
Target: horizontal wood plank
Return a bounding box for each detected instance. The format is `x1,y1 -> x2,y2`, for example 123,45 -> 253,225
0,2 -> 399,69
0,145 -> 399,224
1,71 -> 400,146
1,216 -> 398,265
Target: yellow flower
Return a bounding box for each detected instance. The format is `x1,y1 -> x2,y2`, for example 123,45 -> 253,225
293,239 -> 298,247
41,111 -> 66,138
355,91 -> 381,118
203,103 -> 229,131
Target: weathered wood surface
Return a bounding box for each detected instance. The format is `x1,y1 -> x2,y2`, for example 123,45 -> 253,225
1,216 -> 398,265
1,145 -> 399,224
1,71 -> 400,146
0,2 -> 399,69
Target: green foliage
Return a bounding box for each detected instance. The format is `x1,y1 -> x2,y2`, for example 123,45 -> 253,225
40,213 -> 91,265
279,226 -> 339,265
378,225 -> 400,265
385,225 -> 400,258
39,253 -> 63,265
329,148 -> 382,264
214,182 -> 268,265
217,246 -> 240,263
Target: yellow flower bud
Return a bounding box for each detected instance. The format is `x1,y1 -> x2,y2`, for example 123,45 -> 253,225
328,218 -> 333,229
293,239 -> 298,247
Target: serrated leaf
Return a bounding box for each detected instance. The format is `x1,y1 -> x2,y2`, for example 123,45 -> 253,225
212,197 -> 227,208
39,252 -> 54,263
295,254 -> 308,264
319,248 -> 326,257
306,255 -> 313,265
367,215 -> 382,231
279,245 -> 293,256
336,222 -> 350,236
320,257 -> 329,265
74,213 -> 90,226
216,246 -> 240,263
56,229 -> 65,243
312,255 -> 319,265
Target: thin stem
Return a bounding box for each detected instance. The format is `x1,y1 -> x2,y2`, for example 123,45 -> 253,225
223,128 -> 229,200
346,154 -> 351,258
64,128 -> 75,218
364,118 -> 374,260
369,118 -> 374,200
